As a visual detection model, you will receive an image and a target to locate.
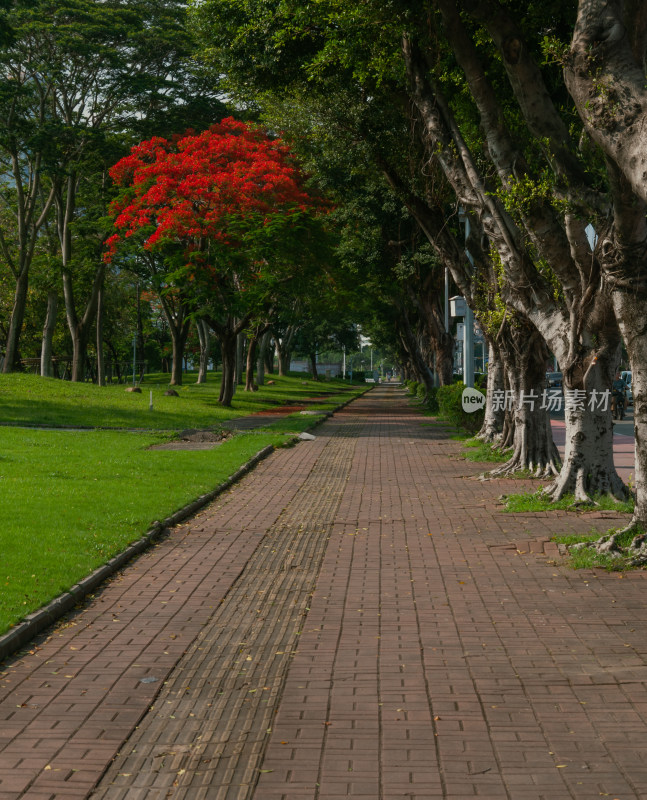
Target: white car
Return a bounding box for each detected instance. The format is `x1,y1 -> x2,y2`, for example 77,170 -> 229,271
621,370 -> 633,404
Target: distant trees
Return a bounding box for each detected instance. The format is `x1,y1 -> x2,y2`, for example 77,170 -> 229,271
0,0 -> 224,378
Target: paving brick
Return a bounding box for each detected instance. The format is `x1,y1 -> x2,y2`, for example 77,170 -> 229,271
0,387 -> 646,799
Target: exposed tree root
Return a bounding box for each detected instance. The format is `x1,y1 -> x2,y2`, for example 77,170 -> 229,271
489,452 -> 560,480
543,463 -> 630,504
568,529 -> 647,567
476,428 -> 503,446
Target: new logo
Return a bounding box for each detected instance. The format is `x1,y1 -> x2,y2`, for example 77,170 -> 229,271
462,387 -> 485,413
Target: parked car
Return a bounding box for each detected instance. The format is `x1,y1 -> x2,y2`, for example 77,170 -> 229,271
621,370 -> 633,404
545,371 -> 563,389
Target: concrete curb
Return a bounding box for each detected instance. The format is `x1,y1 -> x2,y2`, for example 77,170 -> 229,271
0,443 -> 277,664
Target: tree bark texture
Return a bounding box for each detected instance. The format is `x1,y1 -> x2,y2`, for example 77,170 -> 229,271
196,319 -> 212,384
96,286 -> 104,386
235,331 -> 245,387
489,322 -> 560,478
256,330 -> 271,386
40,290 -> 58,378
207,315 -> 251,406
477,340 -> 504,443
245,333 -> 258,391
3,271 -> 29,372
309,352 -> 319,381
565,0 -> 647,207
275,325 -> 297,376
219,332 -> 237,406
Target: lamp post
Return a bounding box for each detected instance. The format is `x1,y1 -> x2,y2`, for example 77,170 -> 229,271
457,210 -> 475,388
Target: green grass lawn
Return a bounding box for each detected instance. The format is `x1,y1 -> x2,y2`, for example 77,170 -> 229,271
0,372 -> 367,636
461,437 -> 510,463
0,372 -> 360,429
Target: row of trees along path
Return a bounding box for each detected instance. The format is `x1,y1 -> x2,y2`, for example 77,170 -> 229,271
189,0 -> 647,538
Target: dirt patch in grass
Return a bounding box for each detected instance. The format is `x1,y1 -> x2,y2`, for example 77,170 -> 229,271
149,428 -> 231,450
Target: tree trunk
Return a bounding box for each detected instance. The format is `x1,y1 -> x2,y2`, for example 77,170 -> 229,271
235,331 -> 245,386
278,347 -> 290,376
264,337 -> 274,374
256,330 -> 271,386
275,325 -> 297,376
62,265 -> 106,383
219,333 -> 237,406
477,340 -> 504,443
96,286 -> 104,386
71,331 -> 88,382
3,270 -> 29,373
245,333 -> 258,391
435,331 -> 454,386
170,326 -> 190,386
157,291 -> 191,387
399,313 -> 436,401
40,290 -> 58,378
542,346 -> 626,501
309,352 -> 319,381
196,319 -> 211,384
609,292 -> 647,523
490,323 -> 560,478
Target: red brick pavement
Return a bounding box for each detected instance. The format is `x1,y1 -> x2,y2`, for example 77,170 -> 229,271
1,386 -> 647,799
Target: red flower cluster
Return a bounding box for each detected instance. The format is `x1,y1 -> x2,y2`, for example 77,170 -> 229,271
104,118 -> 318,262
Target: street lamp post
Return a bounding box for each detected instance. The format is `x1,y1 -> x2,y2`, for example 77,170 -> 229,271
458,210 -> 475,389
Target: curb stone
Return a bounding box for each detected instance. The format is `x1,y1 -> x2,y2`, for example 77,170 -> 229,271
0,442 -> 279,665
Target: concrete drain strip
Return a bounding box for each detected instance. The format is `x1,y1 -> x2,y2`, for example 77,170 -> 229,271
91,424 -> 361,799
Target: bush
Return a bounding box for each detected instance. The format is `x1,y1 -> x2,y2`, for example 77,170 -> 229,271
425,385 -> 439,412
409,381 -> 438,412
437,381 -> 484,433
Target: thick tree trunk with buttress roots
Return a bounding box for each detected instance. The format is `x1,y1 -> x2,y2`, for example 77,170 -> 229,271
543,344 -> 628,503
490,323 -> 560,478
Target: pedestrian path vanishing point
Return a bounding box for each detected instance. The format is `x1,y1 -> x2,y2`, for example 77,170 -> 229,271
1,386 -> 647,799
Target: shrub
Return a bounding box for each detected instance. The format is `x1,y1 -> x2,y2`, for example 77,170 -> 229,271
412,381 -> 439,412
437,381 -> 484,433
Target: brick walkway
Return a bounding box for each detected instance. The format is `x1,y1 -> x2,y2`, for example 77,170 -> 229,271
2,387 -> 647,799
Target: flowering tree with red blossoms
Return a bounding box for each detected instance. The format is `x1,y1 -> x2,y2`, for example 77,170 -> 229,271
105,117 -> 325,399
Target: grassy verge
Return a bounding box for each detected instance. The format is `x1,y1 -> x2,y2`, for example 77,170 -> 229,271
504,489 -> 634,514
0,373 -> 366,637
0,427 -> 289,635
553,528 -> 640,571
0,372 -> 364,429
461,438 -> 510,463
